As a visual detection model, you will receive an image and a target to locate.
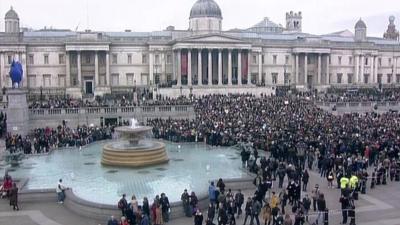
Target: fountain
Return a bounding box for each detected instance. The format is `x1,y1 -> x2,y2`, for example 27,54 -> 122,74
101,118 -> 169,167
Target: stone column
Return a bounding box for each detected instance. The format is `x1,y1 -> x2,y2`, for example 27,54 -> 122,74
355,55 -> 359,84
172,50 -> 176,84
228,49 -> 232,85
188,49 -> 192,86
0,53 -> 4,87
208,49 -> 212,85
304,54 -> 308,85
318,54 -> 322,85
149,51 -> 154,85
247,50 -> 251,84
177,49 -> 181,86
394,57 -> 398,79
66,52 -> 71,87
295,54 -> 299,84
198,50 -> 202,86
238,50 -> 242,86
105,52 -> 110,86
370,56 -> 374,84
218,49 -> 222,86
360,55 -> 365,83
21,52 -> 27,87
94,51 -> 99,86
77,51 -> 82,87
326,55 -> 330,84
374,56 -> 378,83
258,52 -> 262,84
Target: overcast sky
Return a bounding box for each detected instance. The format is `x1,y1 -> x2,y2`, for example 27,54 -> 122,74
0,0 -> 399,37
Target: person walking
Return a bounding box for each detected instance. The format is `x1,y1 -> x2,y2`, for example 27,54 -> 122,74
181,189 -> 191,217
261,203 -> 272,225
118,194 -> 128,217
56,179 -> 67,204
250,198 -> 261,225
243,197 -> 253,225
302,170 -> 309,192
235,190 -> 245,218
160,193 -> 170,223
311,184 -> 320,211
9,182 -> 19,211
339,195 -> 349,225
283,214 -> 292,225
194,209 -> 204,225
315,193 -> 326,225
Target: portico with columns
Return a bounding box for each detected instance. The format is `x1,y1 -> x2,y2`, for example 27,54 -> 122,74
65,44 -> 110,97
172,34 -> 255,88
292,48 -> 331,88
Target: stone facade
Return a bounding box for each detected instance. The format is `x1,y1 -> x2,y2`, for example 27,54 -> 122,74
0,1 -> 400,97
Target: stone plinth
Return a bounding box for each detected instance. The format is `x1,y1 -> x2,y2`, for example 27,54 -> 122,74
6,89 -> 29,136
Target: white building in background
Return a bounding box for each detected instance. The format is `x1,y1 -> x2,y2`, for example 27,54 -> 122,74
0,0 -> 400,98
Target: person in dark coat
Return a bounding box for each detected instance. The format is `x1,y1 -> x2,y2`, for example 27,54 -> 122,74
218,203 -> 228,225
9,182 -> 19,211
194,209 -> 204,225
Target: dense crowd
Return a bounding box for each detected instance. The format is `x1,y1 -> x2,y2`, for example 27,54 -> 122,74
28,94 -> 193,109
5,122 -> 114,154
316,87 -> 400,102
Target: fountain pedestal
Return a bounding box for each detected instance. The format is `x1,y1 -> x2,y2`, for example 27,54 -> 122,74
101,126 -> 169,167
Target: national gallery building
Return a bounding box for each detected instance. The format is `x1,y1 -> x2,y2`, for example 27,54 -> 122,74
0,0 -> 400,97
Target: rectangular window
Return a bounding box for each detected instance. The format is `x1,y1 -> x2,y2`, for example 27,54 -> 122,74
112,54 -> 118,64
387,74 -> 392,84
337,73 -> 343,84
142,54 -> 148,64
71,54 -> 77,66
365,57 -> 368,66
272,73 -> 278,84
349,56 -> 353,65
378,58 -> 382,67
84,54 -> 90,64
166,74 -> 172,83
389,58 -> 392,66
127,54 -> 132,64
155,54 -> 160,65
338,56 -> 342,65
155,73 -> 160,84
59,54 -> 65,64
28,54 -> 34,65
58,74 -> 66,87
126,73 -> 134,85
252,55 -> 257,64
396,74 -> 400,84
43,74 -> 51,87
111,73 -> 119,86
364,74 -> 369,84
285,55 -> 289,65
284,73 -> 290,85
166,55 -> 172,64
261,55 -> 265,64
273,55 -> 277,65
378,74 -> 383,84
7,55 -> 13,64
28,75 -> 36,88
44,54 -> 49,64
347,73 -> 353,84
329,56 -> 331,65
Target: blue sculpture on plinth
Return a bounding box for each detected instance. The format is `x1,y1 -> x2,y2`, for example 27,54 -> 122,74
9,60 -> 23,89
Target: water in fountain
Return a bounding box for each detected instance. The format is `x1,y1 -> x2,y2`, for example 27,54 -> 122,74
130,118 -> 140,129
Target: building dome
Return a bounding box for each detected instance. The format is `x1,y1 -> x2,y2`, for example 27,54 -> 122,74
5,7 -> 19,20
190,0 -> 222,19
355,19 -> 366,29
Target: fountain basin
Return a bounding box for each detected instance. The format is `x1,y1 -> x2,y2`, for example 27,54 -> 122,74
114,126 -> 153,146
102,141 -> 169,167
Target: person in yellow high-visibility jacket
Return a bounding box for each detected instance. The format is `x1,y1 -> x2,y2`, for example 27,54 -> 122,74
340,176 -> 349,189
350,175 -> 359,190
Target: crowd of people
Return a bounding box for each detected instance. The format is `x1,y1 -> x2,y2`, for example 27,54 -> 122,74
5,121 -> 114,154
316,87 -> 400,102
28,94 -> 193,109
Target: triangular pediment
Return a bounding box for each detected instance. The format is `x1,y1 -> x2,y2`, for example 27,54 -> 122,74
178,34 -> 245,43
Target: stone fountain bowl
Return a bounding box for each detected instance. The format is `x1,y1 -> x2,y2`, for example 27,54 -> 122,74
114,126 -> 153,146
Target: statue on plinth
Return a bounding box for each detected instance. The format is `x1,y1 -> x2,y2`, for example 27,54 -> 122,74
9,60 -> 23,89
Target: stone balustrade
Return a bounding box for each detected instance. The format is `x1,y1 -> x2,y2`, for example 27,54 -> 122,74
27,105 -> 195,129
315,101 -> 400,114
